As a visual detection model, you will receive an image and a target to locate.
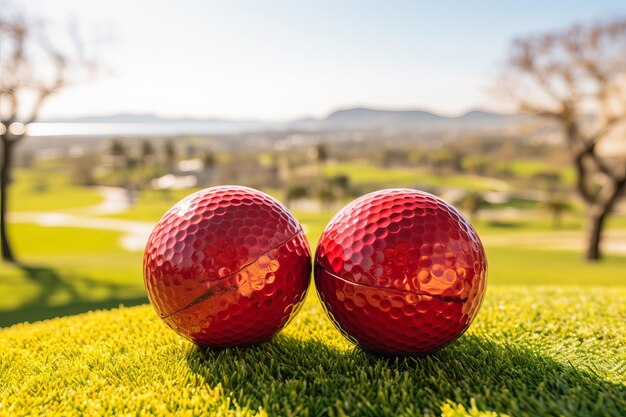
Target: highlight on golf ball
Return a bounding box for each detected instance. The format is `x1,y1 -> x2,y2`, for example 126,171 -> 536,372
314,188 -> 487,356
143,185 -> 311,348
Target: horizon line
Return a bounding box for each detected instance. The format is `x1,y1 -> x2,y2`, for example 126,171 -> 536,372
36,105 -> 519,124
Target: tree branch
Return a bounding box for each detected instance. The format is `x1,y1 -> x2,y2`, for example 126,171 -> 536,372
24,85 -> 60,126
0,91 -> 19,125
574,133 -> 621,182
517,100 -> 563,119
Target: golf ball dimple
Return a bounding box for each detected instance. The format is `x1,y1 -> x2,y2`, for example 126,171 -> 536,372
144,185 -> 311,348
314,189 -> 487,356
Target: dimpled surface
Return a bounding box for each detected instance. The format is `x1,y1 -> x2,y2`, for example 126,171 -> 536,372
314,189 -> 487,356
144,186 -> 311,348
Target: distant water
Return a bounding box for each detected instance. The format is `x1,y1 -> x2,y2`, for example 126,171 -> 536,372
26,122 -> 281,137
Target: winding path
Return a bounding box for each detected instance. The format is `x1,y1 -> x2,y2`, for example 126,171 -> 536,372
9,187 -> 153,251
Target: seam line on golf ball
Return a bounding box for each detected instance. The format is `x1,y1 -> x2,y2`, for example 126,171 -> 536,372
160,227 -> 305,319
314,264 -> 469,304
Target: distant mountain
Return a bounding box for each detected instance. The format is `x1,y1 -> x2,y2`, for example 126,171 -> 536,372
459,109 -> 516,121
324,108 -> 444,129
39,107 -> 528,134
289,107 -> 525,131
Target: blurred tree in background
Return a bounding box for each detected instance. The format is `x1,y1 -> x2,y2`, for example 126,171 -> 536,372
109,139 -> 128,162
286,184 -> 309,207
108,139 -> 133,191
543,195 -> 573,229
164,140 -> 177,172
503,18 -> 626,260
0,6 -> 95,262
140,140 -> 155,168
203,150 -> 216,171
315,143 -> 328,165
459,191 -> 488,223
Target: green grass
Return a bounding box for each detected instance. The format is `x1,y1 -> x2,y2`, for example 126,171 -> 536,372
106,188 -> 293,223
474,213 -> 626,234
0,224 -> 144,326
9,169 -> 103,212
294,210 -> 336,248
498,159 -> 576,185
1,286 -> 624,416
323,162 -> 509,191
486,247 -> 626,286
323,163 -> 420,186
105,188 -> 202,222
5,223 -> 126,255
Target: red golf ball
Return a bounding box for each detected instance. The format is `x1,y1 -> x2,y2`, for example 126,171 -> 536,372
314,189 -> 487,356
144,186 -> 311,348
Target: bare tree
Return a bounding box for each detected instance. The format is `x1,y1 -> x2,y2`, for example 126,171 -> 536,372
0,7 -> 95,262
502,19 -> 626,260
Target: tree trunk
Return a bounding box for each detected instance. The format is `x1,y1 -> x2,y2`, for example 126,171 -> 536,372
584,180 -> 626,261
0,136 -> 16,262
585,209 -> 606,260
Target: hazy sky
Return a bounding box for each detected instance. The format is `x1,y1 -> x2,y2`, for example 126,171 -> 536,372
16,0 -> 626,120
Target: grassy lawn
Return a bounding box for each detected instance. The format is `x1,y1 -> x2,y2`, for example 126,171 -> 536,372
323,162 -> 509,191
9,169 -> 103,212
104,188 -> 291,223
0,224 -> 144,327
105,188 -> 202,222
497,159 -> 576,184
475,213 -> 626,234
1,286 -> 624,416
486,247 -> 626,286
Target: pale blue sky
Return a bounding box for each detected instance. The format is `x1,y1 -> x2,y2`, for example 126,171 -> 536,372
18,0 -> 626,120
